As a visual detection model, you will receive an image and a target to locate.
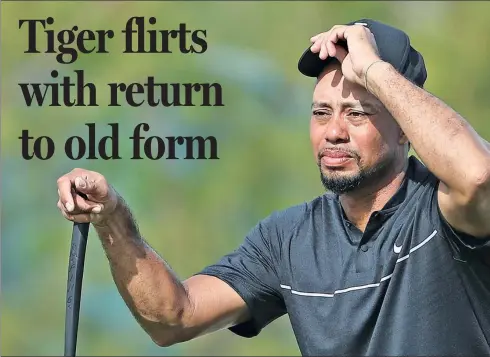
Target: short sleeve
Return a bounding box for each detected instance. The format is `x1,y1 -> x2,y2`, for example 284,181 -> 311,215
429,178 -> 490,252
197,214 -> 287,338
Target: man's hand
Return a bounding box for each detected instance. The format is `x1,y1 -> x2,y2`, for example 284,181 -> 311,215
56,169 -> 250,348
309,24 -> 382,87
56,168 -> 118,226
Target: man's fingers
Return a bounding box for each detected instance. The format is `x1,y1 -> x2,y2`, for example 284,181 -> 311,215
63,190 -> 103,215
319,40 -> 329,60
327,39 -> 337,57
309,24 -> 374,62
58,199 -> 97,223
310,33 -> 323,42
56,168 -> 115,225
74,176 -> 97,195
333,45 -> 348,64
60,209 -> 93,223
310,38 -> 322,53
57,180 -> 103,216
310,30 -> 331,53
327,26 -> 348,56
310,26 -> 348,60
57,177 -> 75,212
74,193 -> 103,213
57,199 -> 64,213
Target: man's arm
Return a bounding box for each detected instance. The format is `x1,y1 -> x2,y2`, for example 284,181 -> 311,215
309,24 -> 490,238
56,170 -> 250,348
93,198 -> 250,347
366,62 -> 490,238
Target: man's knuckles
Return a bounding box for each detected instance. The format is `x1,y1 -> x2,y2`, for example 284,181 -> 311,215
74,176 -> 96,192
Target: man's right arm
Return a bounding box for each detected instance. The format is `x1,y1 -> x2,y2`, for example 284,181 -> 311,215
56,169 -> 250,347
93,200 -> 251,347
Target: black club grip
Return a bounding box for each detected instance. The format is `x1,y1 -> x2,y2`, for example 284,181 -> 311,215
64,221 -> 90,356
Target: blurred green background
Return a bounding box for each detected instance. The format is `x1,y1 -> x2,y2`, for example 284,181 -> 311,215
2,1 -> 490,355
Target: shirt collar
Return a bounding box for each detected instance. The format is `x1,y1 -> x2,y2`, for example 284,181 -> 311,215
335,155 -> 430,215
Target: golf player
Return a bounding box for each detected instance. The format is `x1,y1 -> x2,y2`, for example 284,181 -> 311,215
56,19 -> 490,355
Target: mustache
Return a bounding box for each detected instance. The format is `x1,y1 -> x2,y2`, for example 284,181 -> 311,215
317,147 -> 360,162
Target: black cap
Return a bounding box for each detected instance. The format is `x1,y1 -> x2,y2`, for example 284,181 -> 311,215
298,19 -> 427,87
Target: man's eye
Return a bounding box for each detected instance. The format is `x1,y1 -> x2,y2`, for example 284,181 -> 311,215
313,111 -> 330,117
349,111 -> 366,117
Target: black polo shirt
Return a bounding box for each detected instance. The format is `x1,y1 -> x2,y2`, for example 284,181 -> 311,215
199,156 -> 490,356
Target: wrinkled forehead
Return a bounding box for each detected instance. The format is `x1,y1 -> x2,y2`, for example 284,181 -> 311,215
313,63 -> 382,110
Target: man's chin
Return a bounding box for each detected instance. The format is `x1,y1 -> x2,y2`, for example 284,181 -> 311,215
319,154 -> 397,194
320,170 -> 365,195
321,167 -> 353,176
320,164 -> 358,176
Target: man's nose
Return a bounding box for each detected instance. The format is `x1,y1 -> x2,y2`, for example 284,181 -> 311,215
324,115 -> 349,144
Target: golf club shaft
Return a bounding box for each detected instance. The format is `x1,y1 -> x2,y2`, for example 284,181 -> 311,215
64,222 -> 90,357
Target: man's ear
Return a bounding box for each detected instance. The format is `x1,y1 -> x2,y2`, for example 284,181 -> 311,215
398,129 -> 409,145
398,129 -> 411,151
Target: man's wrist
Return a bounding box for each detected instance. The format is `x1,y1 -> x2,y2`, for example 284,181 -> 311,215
364,60 -> 394,95
92,194 -> 125,231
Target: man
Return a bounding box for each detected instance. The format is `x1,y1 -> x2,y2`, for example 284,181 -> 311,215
56,19 -> 490,355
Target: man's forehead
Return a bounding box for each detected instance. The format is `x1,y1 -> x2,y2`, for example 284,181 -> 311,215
311,99 -> 381,111
313,69 -> 382,110
315,62 -> 352,87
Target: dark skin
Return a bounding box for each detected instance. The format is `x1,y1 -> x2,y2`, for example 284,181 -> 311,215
53,62 -> 411,348
311,61 -> 409,231
55,23 -> 490,349
56,170 -> 249,347
310,24 -> 490,238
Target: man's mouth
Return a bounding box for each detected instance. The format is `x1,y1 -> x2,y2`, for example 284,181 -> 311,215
323,151 -> 352,158
320,150 -> 354,167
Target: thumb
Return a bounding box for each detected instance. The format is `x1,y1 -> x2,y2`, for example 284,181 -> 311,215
74,176 -> 97,195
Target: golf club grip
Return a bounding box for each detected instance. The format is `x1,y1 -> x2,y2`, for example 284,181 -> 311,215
64,222 -> 90,357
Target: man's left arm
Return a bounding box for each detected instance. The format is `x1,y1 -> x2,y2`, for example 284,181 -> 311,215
367,62 -> 490,239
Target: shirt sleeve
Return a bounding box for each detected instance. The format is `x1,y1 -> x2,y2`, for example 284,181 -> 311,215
428,177 -> 490,252
196,213 -> 287,338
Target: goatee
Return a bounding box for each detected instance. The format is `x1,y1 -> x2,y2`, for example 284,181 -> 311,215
320,170 -> 366,195
318,155 -> 389,195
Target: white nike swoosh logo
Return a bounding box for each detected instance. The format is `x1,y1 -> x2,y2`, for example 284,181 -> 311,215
394,242 -> 402,254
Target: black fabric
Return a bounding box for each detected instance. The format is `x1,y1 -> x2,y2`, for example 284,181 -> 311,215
198,211 -> 292,337
297,18 -> 427,87
198,156 -> 490,356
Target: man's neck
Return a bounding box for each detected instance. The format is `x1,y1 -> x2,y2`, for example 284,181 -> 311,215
339,159 -> 409,231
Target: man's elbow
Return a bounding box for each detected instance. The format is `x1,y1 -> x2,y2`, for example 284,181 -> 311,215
151,326 -> 196,348
147,308 -> 197,347
457,165 -> 490,205
148,324 -> 187,347
449,166 -> 490,237
152,334 -> 180,348
153,336 -> 175,348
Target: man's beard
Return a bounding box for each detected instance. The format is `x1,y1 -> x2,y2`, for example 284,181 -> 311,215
318,154 -> 390,195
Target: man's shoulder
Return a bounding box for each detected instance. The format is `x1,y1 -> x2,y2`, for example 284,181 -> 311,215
263,193 -> 336,231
